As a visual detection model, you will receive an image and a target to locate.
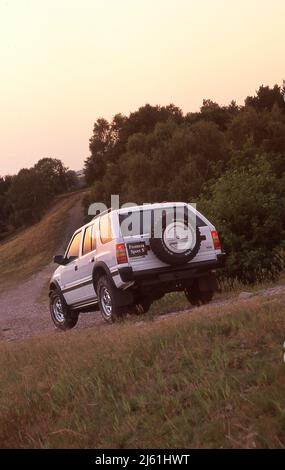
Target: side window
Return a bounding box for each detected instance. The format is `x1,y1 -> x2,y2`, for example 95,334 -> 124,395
66,231 -> 82,260
100,213 -> 113,244
82,224 -> 96,255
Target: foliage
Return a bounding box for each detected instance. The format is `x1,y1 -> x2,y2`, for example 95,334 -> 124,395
200,158 -> 285,284
245,84 -> 284,111
84,104 -> 183,186
84,83 -> 285,284
87,119 -> 228,206
0,158 -> 78,237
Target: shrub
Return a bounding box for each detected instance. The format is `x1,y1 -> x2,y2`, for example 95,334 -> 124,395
200,158 -> 285,284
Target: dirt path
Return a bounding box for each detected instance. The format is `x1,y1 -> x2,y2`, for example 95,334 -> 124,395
0,197 -> 101,342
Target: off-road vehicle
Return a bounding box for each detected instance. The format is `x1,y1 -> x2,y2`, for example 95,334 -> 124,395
49,202 -> 225,329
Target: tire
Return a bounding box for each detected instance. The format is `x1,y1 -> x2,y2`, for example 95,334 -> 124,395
97,275 -> 126,323
184,282 -> 214,307
49,289 -> 79,330
150,216 -> 202,266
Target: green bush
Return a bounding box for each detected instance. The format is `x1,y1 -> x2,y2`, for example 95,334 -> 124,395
200,158 -> 285,284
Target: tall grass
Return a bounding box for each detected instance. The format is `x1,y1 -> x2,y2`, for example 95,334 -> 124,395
0,295 -> 284,448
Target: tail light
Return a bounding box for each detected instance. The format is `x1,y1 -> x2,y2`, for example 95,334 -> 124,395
116,243 -> 128,264
211,230 -> 221,250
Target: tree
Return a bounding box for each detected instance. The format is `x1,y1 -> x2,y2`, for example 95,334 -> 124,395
0,175 -> 12,195
84,104 -> 183,185
228,107 -> 267,150
34,157 -> 70,194
0,176 -> 12,238
185,100 -> 240,130
200,158 -> 285,284
7,157 -> 71,228
85,118 -> 229,207
118,104 -> 183,144
245,84 -> 285,111
84,118 -> 111,184
8,168 -> 44,225
228,104 -> 285,159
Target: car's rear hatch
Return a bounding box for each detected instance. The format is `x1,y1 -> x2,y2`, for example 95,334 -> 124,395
118,205 -> 217,273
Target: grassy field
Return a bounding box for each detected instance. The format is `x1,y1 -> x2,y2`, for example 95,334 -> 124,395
0,293 -> 284,449
0,192 -> 84,291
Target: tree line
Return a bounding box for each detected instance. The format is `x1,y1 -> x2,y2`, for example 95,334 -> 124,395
84,84 -> 285,284
0,158 -> 77,240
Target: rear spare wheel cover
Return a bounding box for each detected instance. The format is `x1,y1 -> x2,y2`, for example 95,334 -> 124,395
150,216 -> 202,265
162,220 -> 195,255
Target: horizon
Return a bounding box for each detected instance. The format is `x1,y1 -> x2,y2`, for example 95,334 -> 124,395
0,0 -> 284,176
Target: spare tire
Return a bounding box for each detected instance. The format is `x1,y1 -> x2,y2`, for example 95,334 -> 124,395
150,215 -> 202,266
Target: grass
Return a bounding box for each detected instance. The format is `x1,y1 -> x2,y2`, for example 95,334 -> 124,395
218,271 -> 285,294
145,270 -> 285,317
0,294 -> 284,449
0,192 -> 84,291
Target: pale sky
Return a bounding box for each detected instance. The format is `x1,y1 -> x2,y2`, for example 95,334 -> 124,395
0,0 -> 284,175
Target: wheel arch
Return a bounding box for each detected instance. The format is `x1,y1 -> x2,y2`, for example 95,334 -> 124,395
92,262 -> 114,294
92,262 -> 134,307
49,280 -> 61,296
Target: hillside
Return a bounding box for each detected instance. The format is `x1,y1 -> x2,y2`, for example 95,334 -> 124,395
0,290 -> 284,448
0,186 -> 284,449
0,191 -> 86,291
0,190 -> 95,342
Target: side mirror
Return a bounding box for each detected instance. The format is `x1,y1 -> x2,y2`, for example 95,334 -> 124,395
53,254 -> 66,265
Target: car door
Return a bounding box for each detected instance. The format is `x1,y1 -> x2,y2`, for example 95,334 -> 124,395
60,230 -> 85,305
76,223 -> 98,301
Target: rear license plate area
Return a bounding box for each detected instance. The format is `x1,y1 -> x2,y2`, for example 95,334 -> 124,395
127,242 -> 147,257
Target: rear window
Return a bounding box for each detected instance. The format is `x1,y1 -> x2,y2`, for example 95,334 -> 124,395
119,207 -> 206,237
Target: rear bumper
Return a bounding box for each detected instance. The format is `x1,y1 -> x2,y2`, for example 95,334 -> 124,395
118,253 -> 226,284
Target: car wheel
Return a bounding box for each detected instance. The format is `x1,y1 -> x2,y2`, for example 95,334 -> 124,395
49,289 -> 79,330
97,276 -> 126,323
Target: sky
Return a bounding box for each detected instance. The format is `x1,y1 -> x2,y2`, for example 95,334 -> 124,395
0,0 -> 284,176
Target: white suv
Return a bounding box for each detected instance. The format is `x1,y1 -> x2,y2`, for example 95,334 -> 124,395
49,202 -> 225,329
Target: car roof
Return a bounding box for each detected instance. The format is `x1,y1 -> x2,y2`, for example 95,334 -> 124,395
117,202 -> 187,215
79,202 -> 199,232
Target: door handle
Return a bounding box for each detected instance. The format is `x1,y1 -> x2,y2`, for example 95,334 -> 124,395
74,265 -> 78,271
90,257 -> 95,263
